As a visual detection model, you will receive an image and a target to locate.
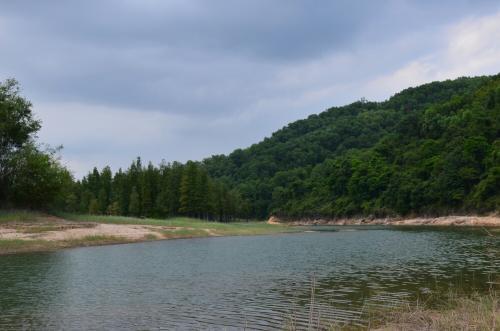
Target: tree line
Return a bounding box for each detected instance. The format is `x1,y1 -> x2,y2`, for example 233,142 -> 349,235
2,75 -> 499,221
67,159 -> 250,221
0,79 -> 248,221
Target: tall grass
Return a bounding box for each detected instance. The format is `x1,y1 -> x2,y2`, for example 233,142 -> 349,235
284,231 -> 499,331
284,283 -> 498,331
0,210 -> 43,223
366,289 -> 498,331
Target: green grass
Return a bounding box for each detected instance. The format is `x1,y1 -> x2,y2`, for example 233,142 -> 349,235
0,239 -> 37,249
158,228 -> 212,239
58,213 -> 297,236
283,285 -> 499,331
0,213 -> 299,255
364,291 -> 499,331
60,235 -> 129,246
0,235 -> 132,255
0,239 -> 57,253
144,233 -> 159,240
0,210 -> 44,223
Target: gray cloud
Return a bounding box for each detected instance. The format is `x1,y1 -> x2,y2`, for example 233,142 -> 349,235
1,0 -> 499,177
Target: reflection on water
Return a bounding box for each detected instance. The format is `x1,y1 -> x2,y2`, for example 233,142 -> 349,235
0,227 -> 498,330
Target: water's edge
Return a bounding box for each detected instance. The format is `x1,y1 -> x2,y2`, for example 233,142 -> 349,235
1,228 -> 497,330
269,214 -> 500,227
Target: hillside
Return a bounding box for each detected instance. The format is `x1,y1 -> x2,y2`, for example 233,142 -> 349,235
203,75 -> 500,219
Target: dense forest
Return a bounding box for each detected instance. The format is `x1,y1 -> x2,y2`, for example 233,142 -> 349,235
69,160 -> 249,221
1,75 -> 499,221
0,79 -> 248,221
203,75 -> 500,219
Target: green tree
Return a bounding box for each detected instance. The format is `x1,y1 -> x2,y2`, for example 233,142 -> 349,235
202,74 -> 500,218
7,144 -> 72,209
0,79 -> 41,203
141,162 -> 157,217
97,188 -> 108,214
128,186 -> 140,216
88,198 -> 100,215
107,201 -> 121,215
112,169 -> 128,215
100,166 -> 113,211
179,161 -> 199,216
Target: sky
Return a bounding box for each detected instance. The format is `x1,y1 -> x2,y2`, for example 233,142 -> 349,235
1,0 -> 500,178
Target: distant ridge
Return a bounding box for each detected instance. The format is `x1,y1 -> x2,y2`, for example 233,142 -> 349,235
203,74 -> 500,219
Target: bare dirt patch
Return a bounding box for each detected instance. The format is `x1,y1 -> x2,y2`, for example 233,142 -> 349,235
40,223 -> 166,241
0,215 -> 183,243
0,215 -> 289,254
267,216 -> 282,225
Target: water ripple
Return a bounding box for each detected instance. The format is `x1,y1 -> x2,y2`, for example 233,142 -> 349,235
0,228 -> 498,330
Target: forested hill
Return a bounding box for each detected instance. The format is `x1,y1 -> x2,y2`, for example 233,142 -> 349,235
203,75 -> 500,219
2,76 -> 499,221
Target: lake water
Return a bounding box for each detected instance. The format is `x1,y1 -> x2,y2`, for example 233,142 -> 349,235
0,226 -> 498,330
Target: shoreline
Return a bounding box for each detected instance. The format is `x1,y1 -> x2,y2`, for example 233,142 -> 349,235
2,213 -> 499,255
0,213 -> 295,255
268,215 -> 500,227
370,292 -> 499,331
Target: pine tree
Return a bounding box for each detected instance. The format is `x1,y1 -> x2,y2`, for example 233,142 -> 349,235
141,162 -> 157,217
97,188 -> 107,214
88,198 -> 100,215
112,169 -> 128,215
197,169 -> 210,219
168,161 -> 183,214
80,191 -> 93,213
64,192 -> 78,212
213,182 -> 224,222
107,201 -> 121,215
100,166 -> 112,209
72,157 -> 243,220
128,186 -> 140,216
179,162 -> 199,216
154,161 -> 171,216
87,167 -> 101,197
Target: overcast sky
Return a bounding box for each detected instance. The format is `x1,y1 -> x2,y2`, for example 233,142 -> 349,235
1,0 -> 500,178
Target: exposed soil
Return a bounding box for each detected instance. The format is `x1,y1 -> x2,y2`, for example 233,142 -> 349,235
268,215 -> 500,227
0,215 -> 222,255
0,218 -> 180,241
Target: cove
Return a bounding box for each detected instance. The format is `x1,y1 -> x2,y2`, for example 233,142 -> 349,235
0,227 -> 498,330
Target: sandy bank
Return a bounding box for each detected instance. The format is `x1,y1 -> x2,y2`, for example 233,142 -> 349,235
0,214 -> 290,255
0,216 -> 218,254
0,216 -> 188,242
268,215 -> 500,227
0,223 -> 174,241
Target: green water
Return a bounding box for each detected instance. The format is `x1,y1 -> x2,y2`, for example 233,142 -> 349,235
0,226 -> 498,330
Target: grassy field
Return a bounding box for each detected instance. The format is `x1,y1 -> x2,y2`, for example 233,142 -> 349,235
0,210 -> 45,223
58,213 -> 294,236
0,210 -> 297,255
0,235 -> 132,254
